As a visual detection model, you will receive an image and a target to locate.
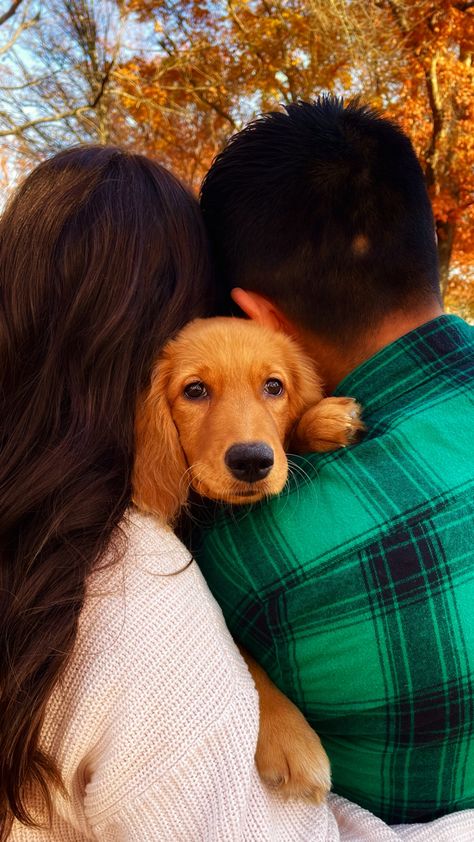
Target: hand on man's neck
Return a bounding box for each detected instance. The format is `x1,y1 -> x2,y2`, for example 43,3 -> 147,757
231,287 -> 444,395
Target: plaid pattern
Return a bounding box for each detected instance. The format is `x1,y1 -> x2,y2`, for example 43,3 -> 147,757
193,315 -> 474,825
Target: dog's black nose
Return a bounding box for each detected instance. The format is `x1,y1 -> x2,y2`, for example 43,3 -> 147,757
225,442 -> 274,483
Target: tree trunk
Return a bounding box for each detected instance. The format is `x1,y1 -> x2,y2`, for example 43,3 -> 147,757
436,218 -> 456,299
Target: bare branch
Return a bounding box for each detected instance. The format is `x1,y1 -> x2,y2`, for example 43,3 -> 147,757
0,104 -> 95,137
0,0 -> 25,27
0,11 -> 38,55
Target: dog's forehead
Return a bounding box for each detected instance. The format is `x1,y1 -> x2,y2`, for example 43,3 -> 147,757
171,319 -> 293,380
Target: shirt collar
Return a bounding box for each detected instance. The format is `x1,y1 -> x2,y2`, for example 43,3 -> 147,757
332,315 -> 473,416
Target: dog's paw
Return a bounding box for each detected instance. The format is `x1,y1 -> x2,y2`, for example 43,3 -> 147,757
295,397 -> 365,453
255,695 -> 331,803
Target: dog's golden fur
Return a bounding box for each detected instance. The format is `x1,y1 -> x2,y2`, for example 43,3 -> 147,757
134,317 -> 361,522
133,316 -> 363,803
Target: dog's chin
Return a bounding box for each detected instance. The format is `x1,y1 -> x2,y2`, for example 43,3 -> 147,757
192,478 -> 282,506
225,489 -> 266,505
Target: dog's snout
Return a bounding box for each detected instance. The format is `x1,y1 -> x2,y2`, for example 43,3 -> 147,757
225,442 -> 274,483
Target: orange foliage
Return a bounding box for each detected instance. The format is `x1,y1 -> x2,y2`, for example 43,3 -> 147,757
119,1 -> 353,183
446,270 -> 474,319
119,0 -> 473,317
368,1 -> 474,299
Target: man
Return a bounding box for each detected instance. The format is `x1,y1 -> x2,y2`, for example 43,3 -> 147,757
195,97 -> 474,824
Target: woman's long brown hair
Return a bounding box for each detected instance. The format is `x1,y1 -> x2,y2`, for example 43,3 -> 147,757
0,146 -> 211,836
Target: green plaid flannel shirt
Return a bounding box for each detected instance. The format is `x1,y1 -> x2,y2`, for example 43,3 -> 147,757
193,315 -> 474,824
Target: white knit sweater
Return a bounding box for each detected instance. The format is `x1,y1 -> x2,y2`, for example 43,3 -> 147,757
9,510 -> 474,841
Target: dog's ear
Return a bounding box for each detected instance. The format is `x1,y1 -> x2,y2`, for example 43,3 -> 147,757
132,361 -> 188,525
286,342 -> 323,420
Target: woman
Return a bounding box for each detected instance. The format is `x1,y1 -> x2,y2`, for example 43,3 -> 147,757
0,144 -> 325,840
0,146 -> 470,841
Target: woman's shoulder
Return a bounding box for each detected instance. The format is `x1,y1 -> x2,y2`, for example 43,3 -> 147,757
73,509 -> 193,665
46,508 -> 257,829
120,507 -> 193,574
53,506 -> 252,744
78,507 -> 239,675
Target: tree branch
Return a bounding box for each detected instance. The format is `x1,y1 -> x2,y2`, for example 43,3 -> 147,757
0,104 -> 95,137
0,10 -> 38,55
0,0 -> 25,27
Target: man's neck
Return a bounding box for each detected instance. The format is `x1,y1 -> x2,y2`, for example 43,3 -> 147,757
296,303 -> 444,395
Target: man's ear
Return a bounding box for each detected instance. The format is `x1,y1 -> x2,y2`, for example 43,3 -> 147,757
231,288 -> 294,335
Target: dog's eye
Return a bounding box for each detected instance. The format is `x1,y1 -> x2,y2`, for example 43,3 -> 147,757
184,381 -> 208,399
264,378 -> 284,397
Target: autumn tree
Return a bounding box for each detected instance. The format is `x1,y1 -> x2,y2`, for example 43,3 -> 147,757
323,0 -> 474,305
0,0 -> 472,314
119,0 -> 354,184
0,0 -> 128,179
119,0 -> 473,313
0,0 -> 38,189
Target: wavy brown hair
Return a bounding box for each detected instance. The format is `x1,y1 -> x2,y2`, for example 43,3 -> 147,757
0,146 -> 211,837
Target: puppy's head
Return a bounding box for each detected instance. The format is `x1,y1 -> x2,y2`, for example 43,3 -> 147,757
133,317 -> 322,523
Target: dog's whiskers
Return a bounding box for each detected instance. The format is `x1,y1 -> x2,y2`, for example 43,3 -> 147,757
286,457 -> 313,489
177,464 -> 212,526
178,465 -> 197,499
287,453 -> 317,482
279,456 -> 320,512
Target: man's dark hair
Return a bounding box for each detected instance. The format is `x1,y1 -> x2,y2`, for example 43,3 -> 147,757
200,96 -> 441,339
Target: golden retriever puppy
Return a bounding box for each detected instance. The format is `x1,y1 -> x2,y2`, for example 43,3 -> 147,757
134,317 -> 362,521
133,317 -> 363,803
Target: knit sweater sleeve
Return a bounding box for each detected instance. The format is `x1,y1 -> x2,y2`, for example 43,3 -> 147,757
50,510 -> 329,842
